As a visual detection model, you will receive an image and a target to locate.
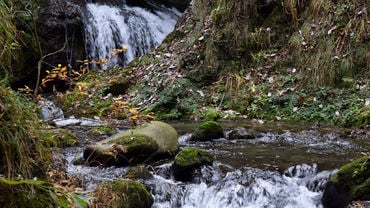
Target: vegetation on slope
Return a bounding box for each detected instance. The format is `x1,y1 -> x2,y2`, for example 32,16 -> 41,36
54,0 -> 369,128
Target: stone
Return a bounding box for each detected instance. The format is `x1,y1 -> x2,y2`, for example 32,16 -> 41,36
190,121 -> 224,141
91,179 -> 153,208
38,0 -> 85,70
83,121 -> 179,166
227,127 -> 259,140
125,165 -> 153,180
172,147 -> 214,181
322,155 -> 370,208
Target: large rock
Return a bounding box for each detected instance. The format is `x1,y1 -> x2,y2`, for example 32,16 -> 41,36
190,121 -> 224,141
322,155 -> 370,208
37,0 -> 85,91
83,121 -> 179,166
172,147 -> 214,181
227,127 -> 259,140
91,179 -> 153,208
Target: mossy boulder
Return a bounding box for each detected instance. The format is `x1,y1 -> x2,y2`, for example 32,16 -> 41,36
84,121 -> 179,166
190,121 -> 224,141
91,179 -> 153,208
172,147 -> 214,181
322,155 -> 370,208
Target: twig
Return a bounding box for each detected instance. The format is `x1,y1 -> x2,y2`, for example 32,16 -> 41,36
33,41 -> 68,99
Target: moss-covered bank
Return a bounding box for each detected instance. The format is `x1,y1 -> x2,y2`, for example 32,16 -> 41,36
0,81 -> 87,207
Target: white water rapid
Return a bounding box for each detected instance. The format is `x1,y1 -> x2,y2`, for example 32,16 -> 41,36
83,1 -> 181,67
61,122 -> 369,208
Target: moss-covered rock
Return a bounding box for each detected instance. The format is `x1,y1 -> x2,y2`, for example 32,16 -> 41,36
172,147 -> 214,181
91,179 -> 153,208
322,155 -> 370,208
84,121 -> 179,166
84,134 -> 159,166
190,121 -> 224,141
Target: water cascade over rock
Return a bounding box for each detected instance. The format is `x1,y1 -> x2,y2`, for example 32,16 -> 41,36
83,0 -> 181,67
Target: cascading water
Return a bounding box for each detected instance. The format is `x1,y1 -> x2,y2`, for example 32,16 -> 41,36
61,122 -> 369,208
83,0 -> 181,67
147,163 -> 335,208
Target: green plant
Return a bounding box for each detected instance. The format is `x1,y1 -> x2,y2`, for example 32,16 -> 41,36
0,80 -> 49,179
0,177 -> 88,208
0,1 -> 21,79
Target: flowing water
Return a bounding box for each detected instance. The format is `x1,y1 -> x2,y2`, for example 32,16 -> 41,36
82,0 -> 181,67
62,121 -> 369,208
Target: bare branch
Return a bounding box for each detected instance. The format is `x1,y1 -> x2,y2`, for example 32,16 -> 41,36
33,40 -> 69,98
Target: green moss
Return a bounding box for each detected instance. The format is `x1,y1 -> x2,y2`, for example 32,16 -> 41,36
191,121 -> 224,141
89,126 -> 117,136
109,134 -> 159,154
91,180 -> 153,208
174,147 -> 214,167
198,120 -> 221,130
330,155 -> 370,199
40,128 -> 79,148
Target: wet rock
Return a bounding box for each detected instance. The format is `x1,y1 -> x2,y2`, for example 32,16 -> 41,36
39,98 -> 64,120
91,179 -> 153,208
83,121 -> 179,166
322,155 -> 370,208
125,165 -> 153,180
172,147 -> 214,181
227,127 -> 259,140
52,116 -> 104,127
38,0 -> 85,72
190,121 -> 224,141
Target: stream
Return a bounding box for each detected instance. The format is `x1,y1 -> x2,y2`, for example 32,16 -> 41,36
60,121 -> 369,208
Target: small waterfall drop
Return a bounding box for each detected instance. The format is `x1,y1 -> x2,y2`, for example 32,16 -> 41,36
83,1 -> 181,67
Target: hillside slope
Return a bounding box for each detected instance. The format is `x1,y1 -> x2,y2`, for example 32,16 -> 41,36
58,0 -> 369,127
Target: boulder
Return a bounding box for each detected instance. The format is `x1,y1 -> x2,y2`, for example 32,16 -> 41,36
83,121 -> 179,166
32,0 -> 86,92
227,127 -> 259,140
172,147 -> 214,181
322,155 -> 370,208
91,179 -> 153,208
190,121 -> 224,141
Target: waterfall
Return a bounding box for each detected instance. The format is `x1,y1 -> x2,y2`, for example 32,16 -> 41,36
83,0 -> 181,68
